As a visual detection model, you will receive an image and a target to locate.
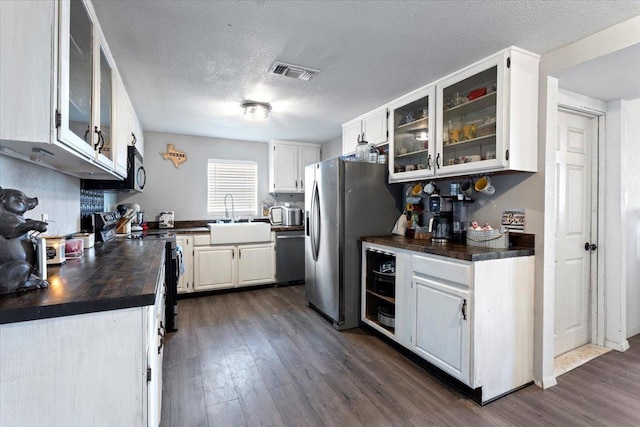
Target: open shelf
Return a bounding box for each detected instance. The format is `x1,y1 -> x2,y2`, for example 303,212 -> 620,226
366,289 -> 396,304
365,315 -> 395,333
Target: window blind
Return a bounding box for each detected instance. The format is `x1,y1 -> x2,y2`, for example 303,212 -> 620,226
207,159 -> 258,216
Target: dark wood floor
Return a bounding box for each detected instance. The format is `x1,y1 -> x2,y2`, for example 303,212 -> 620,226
160,285 -> 640,427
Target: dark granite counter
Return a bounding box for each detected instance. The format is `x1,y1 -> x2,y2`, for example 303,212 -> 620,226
362,235 -> 534,261
147,224 -> 304,234
271,225 -> 304,232
0,239 -> 165,324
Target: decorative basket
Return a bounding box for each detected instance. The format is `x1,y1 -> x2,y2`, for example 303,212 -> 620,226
466,229 -> 509,249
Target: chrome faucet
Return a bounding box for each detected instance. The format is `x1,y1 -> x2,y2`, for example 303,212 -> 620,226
224,193 -> 235,223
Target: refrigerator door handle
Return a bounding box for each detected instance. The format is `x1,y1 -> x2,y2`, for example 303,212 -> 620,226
312,181 -> 321,261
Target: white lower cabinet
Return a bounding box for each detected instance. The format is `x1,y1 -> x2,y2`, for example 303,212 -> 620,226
412,277 -> 471,384
176,234 -> 194,293
194,242 -> 275,291
0,262 -> 166,427
362,241 -> 534,403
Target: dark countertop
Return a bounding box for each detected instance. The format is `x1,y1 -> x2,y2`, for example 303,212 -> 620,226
271,225 -> 304,232
0,239 -> 165,325
362,235 -> 534,261
146,225 -> 304,234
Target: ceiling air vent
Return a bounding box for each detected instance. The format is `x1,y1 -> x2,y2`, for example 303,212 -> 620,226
269,61 -> 319,81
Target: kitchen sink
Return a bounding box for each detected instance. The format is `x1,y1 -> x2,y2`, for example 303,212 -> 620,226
208,222 -> 271,245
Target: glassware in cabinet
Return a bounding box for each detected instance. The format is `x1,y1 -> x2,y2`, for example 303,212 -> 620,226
439,65 -> 499,171
388,86 -> 436,183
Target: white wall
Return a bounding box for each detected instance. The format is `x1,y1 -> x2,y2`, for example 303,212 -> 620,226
116,132 -> 270,221
322,136 -> 342,160
623,99 -> 640,337
0,155 -> 80,235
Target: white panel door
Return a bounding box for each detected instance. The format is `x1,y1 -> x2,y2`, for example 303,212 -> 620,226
554,110 -> 596,356
194,246 -> 235,291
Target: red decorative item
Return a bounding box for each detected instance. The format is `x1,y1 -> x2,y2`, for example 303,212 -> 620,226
467,87 -> 487,101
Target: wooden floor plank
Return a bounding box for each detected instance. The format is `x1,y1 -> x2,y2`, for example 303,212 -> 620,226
207,399 -> 247,427
163,285 -> 640,427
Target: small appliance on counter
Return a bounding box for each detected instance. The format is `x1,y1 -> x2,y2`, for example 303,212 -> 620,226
159,211 -> 175,228
269,204 -> 302,226
428,195 -> 453,243
452,200 -> 474,244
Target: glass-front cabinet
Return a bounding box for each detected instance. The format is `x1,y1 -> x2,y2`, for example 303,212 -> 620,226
435,48 -> 539,177
386,48 -> 538,183
388,86 -> 436,183
437,64 -> 500,174
58,0 -> 116,172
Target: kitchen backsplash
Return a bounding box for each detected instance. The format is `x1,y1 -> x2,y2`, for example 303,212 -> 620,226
0,155 -> 81,235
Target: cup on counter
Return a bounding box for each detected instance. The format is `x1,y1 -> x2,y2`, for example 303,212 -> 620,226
474,176 -> 495,195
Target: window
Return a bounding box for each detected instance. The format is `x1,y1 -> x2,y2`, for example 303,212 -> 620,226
207,159 -> 258,216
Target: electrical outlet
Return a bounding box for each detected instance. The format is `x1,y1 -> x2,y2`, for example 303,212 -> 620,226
41,214 -> 48,222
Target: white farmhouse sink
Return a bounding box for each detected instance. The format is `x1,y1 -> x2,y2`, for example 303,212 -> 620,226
208,222 -> 271,245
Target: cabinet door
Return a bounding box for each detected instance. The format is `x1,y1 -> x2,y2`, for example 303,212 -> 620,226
341,121 -> 361,155
388,86 -> 436,183
413,276 -> 471,384
147,274 -> 165,427
176,235 -> 193,293
113,74 -> 129,177
194,246 -> 236,291
362,108 -> 388,145
132,107 -> 144,158
0,0 -> 54,144
272,143 -> 299,192
297,145 -> 320,192
237,244 -> 275,286
92,34 -> 116,170
436,54 -> 504,176
57,0 -> 96,160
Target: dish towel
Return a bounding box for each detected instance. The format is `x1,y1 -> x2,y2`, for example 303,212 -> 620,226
176,244 -> 185,276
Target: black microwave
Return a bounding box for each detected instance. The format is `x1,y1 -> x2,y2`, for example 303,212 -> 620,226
82,146 -> 146,192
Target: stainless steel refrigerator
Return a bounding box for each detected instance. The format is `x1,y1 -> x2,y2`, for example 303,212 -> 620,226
304,158 -> 401,330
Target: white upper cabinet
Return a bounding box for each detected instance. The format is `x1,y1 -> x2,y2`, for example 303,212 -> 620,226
0,0 -> 142,180
344,47 -> 539,182
388,85 -> 436,183
434,47 -> 539,177
58,0 -> 117,170
269,140 -> 321,193
341,107 -> 388,155
0,0 -> 55,146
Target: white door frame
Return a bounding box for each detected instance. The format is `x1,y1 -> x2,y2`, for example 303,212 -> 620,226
556,102 -> 604,348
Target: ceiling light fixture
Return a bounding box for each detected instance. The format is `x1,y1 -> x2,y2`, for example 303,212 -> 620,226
242,102 -> 271,120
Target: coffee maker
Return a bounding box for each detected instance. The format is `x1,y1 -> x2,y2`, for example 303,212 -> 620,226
428,195 -> 453,243
452,200 -> 474,243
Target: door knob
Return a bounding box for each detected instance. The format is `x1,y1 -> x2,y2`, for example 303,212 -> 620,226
584,242 -> 597,251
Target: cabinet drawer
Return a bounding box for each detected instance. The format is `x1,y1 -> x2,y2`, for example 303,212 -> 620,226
193,234 -> 211,246
413,255 -> 472,286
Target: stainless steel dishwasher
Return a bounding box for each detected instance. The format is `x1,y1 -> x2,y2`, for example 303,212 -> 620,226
275,229 -> 305,284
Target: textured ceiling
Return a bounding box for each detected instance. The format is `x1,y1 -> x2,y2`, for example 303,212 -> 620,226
91,0 -> 640,144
